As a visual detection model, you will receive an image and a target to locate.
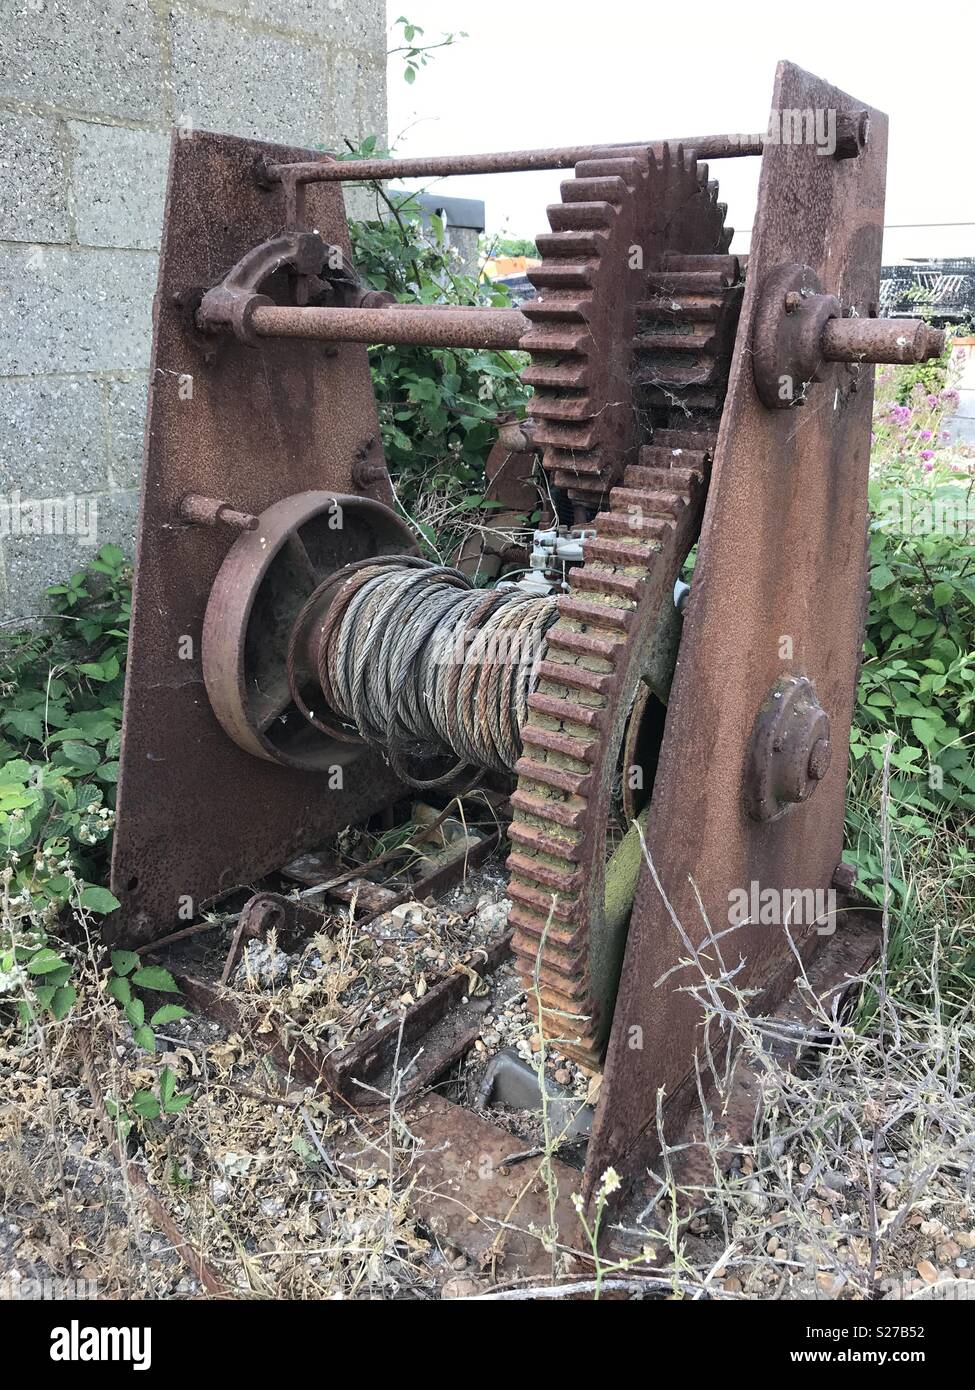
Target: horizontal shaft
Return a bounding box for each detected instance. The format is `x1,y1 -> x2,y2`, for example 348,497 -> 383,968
821,316 -> 945,365
262,134 -> 765,184
250,304 -> 530,350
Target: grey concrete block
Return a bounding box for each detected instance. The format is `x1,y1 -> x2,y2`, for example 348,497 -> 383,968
170,8 -> 378,149
0,487 -> 139,619
68,123 -> 170,250
0,0 -> 164,122
0,111 -> 71,243
104,375 -> 148,489
0,376 -> 109,496
246,0 -> 387,49
0,245 -> 157,375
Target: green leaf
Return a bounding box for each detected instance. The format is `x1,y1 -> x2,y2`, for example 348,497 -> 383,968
3,709 -> 44,742
51,986 -> 76,1020
150,1003 -> 188,1027
78,885 -> 121,914
111,949 -> 139,976
132,1089 -> 160,1118
159,1067 -> 176,1107
27,948 -> 68,975
0,758 -> 33,784
124,997 -> 145,1028
164,1093 -> 192,1114
932,582 -> 954,607
133,1025 -> 156,1053
131,965 -> 180,994
58,740 -> 101,770
911,718 -> 939,748
107,975 -> 132,1005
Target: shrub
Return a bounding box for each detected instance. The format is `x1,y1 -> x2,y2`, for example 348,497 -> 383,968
1,545 -> 129,1022
344,138 -> 531,556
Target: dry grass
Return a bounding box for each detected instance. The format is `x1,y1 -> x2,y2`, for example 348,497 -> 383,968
2,748 -> 973,1301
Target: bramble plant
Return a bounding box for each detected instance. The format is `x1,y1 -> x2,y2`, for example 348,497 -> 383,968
106,1065 -> 192,1140
1,545 -> 129,1025
106,951 -> 187,1053
0,545 -> 188,1050
846,360 -> 974,906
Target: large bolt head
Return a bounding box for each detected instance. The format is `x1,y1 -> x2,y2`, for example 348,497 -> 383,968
745,675 -> 832,821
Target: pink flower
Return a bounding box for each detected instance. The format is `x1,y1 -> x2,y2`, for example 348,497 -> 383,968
921,449 -> 934,461
926,394 -> 939,406
920,428 -> 932,440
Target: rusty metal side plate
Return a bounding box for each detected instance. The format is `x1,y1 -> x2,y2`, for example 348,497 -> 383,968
588,64 -> 887,1188
112,131 -> 399,945
340,1093 -> 586,1277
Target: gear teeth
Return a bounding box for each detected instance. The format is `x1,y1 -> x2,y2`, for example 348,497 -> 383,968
528,263 -> 596,290
634,326 -> 718,355
544,627 -> 624,662
546,201 -> 619,231
652,428 -> 718,452
560,175 -> 631,204
594,510 -> 670,541
645,268 -> 736,293
533,661 -> 612,696
511,180 -> 742,1063
638,293 -> 727,322
527,691 -> 606,728
632,360 -> 716,388
508,819 -> 582,858
513,757 -> 592,798
507,464 -> 710,1063
522,295 -> 591,323
510,788 -> 588,827
608,487 -> 688,519
507,853 -> 582,893
521,725 -> 600,763
535,230 -> 606,257
583,536 -> 663,566
509,879 -> 581,923
660,252 -> 740,278
520,359 -> 589,390
569,568 -> 647,602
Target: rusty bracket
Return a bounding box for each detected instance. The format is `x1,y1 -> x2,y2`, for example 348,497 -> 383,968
197,230 -> 392,345
753,262 -> 945,408
218,890 -> 326,985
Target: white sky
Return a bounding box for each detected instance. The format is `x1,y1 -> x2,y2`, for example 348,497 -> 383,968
385,0 -> 975,265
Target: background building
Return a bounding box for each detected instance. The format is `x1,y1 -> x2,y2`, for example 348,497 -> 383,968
0,0 -> 387,617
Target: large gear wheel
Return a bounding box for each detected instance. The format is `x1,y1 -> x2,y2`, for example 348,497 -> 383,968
507,147 -> 743,1067
520,144 -> 735,508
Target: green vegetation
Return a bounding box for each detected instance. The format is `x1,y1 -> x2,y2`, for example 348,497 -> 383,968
344,137 -> 531,556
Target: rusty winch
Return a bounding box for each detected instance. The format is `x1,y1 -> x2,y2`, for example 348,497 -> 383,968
111,62 -> 943,1263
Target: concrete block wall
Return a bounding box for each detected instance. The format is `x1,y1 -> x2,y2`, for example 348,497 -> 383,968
0,0 -> 387,617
